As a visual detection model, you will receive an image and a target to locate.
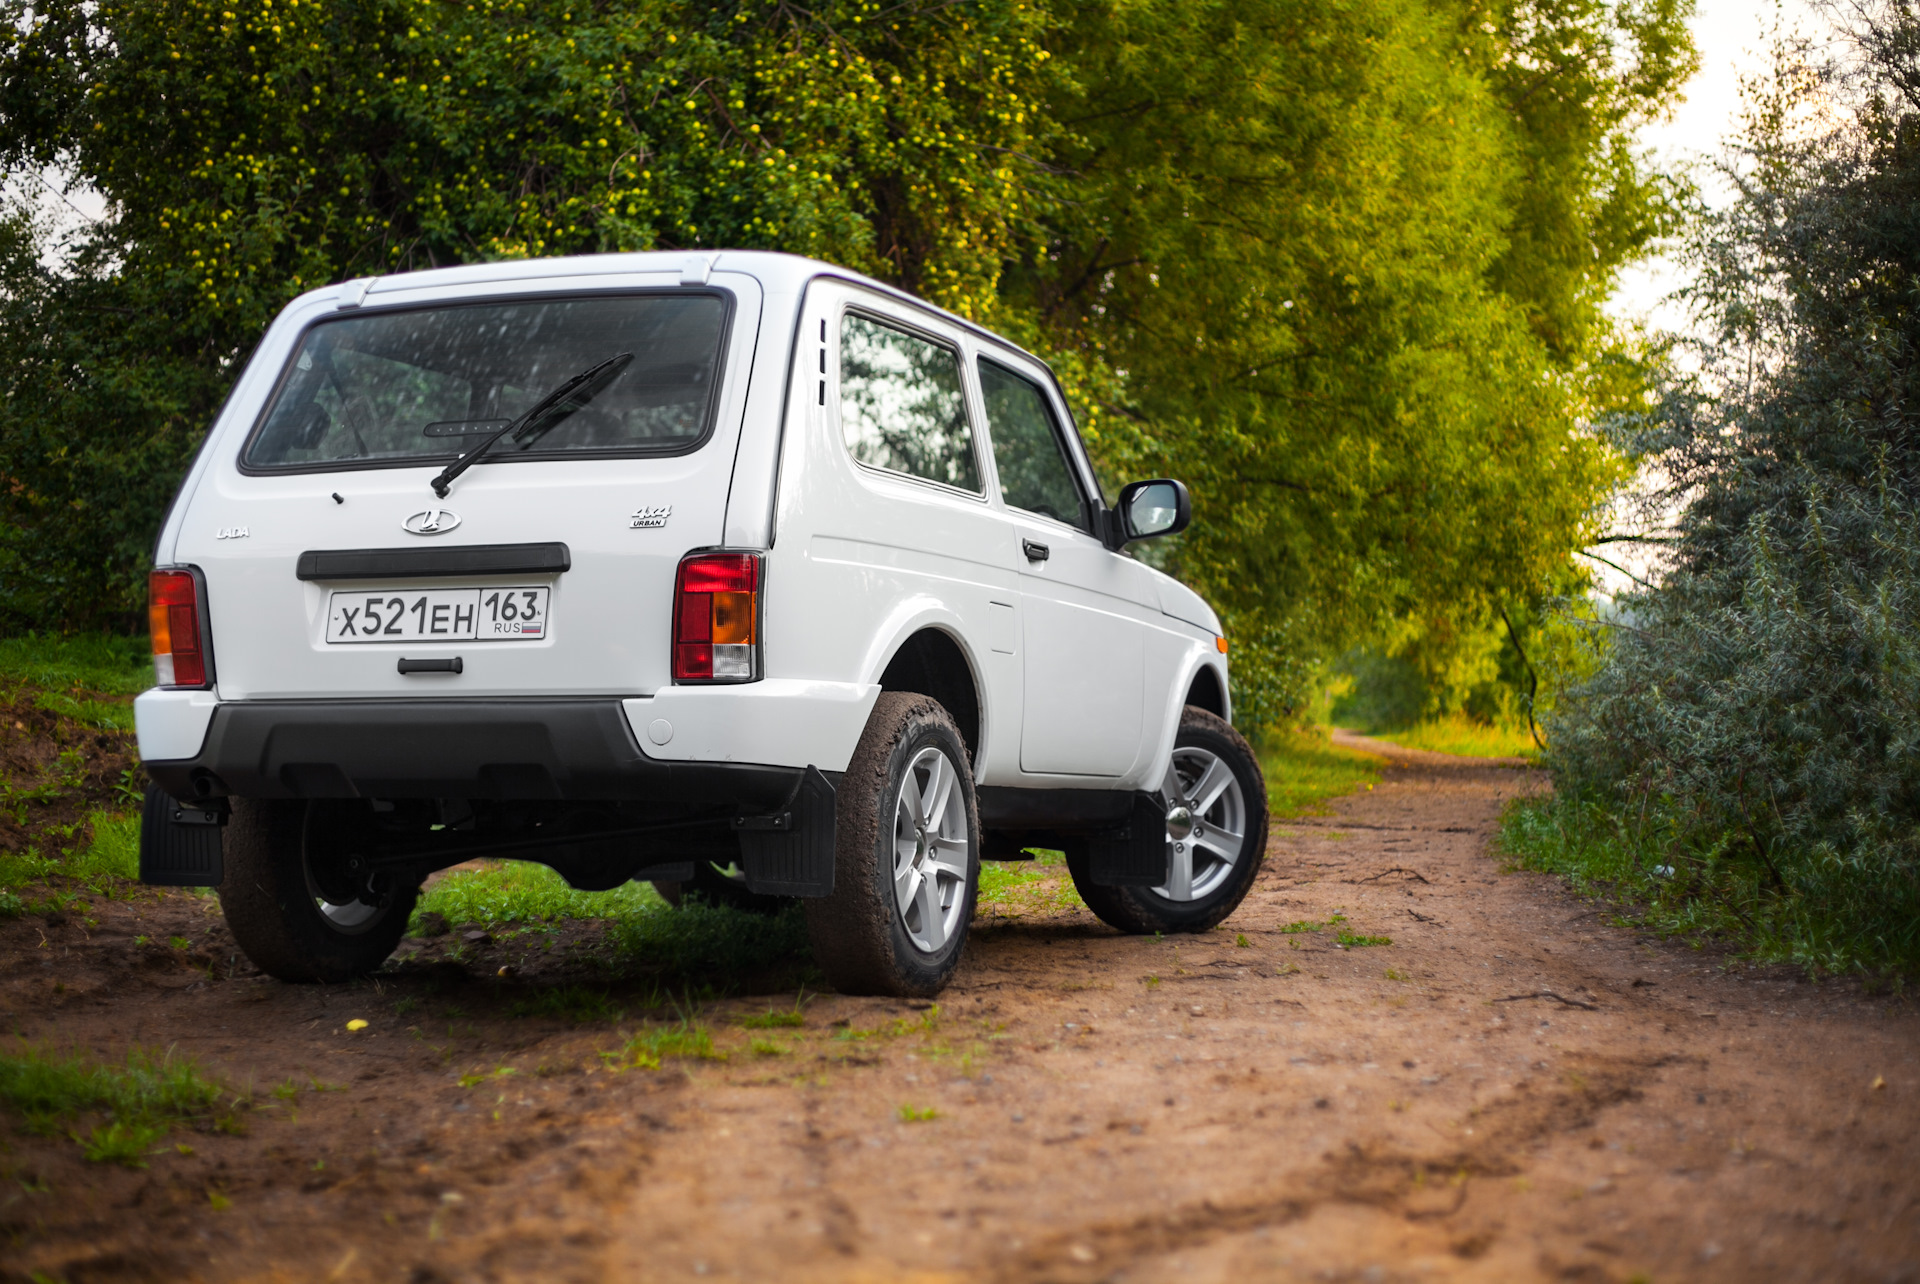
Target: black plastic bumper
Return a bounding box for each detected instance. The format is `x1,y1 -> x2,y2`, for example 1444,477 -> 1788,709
143,699 -> 802,809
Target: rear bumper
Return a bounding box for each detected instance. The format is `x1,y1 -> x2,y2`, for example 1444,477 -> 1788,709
141,698 -> 803,808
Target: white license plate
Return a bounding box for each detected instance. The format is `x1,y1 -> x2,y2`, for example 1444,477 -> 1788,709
326,587 -> 550,644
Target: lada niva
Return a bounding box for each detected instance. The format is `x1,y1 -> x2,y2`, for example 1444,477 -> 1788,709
136,251 -> 1270,996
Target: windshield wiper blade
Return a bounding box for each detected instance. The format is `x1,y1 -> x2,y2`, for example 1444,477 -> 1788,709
430,352 -> 634,498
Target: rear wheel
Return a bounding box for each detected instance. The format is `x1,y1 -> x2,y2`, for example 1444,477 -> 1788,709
1068,706 -> 1268,934
805,692 -> 979,997
219,799 -> 419,983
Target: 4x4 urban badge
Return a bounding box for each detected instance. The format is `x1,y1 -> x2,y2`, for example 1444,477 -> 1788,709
135,252 -> 1269,997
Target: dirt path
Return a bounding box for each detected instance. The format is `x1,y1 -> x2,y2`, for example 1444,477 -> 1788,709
4,737 -> 1918,1283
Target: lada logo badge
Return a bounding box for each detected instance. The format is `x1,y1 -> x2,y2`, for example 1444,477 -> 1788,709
402,508 -> 462,536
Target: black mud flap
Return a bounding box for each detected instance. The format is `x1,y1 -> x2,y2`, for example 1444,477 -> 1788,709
138,783 -> 227,887
1085,791 -> 1169,887
733,765 -> 836,897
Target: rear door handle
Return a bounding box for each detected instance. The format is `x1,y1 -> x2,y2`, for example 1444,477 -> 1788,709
1022,539 -> 1050,563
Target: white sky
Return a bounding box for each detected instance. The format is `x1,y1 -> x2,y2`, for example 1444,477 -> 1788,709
1606,0 -> 1842,334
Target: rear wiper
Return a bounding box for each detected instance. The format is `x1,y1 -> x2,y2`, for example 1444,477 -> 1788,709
430,352 -> 634,498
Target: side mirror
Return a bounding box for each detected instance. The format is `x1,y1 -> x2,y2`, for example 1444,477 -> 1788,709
1109,478 -> 1191,547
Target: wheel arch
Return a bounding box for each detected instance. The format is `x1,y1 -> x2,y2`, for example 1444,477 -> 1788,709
1137,647 -> 1233,789
1184,662 -> 1228,720
869,618 -> 985,767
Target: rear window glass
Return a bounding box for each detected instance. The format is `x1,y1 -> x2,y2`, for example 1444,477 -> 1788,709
243,293 -> 728,471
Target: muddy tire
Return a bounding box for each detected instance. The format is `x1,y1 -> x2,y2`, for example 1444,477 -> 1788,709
1068,706 -> 1268,934
805,692 -> 979,997
218,798 -> 419,983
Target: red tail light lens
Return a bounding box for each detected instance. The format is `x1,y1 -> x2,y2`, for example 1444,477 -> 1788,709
149,569 -> 209,687
672,552 -> 760,682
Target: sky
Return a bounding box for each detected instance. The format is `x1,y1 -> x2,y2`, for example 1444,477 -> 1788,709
1606,0 -> 1842,334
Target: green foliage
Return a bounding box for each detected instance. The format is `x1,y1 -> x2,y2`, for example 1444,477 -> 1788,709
413,860 -> 663,928
0,809 -> 140,896
1543,13 -> 1920,974
0,1043 -> 231,1166
1259,730 -> 1381,819
1017,0 -> 1689,722
736,1007 -> 805,1029
414,859 -> 813,985
0,0 -> 1058,628
506,985 -> 625,1023
611,1018 -> 722,1070
1365,716 -> 1538,760
0,634 -> 152,696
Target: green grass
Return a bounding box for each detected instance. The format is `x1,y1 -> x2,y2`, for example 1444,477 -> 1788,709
1359,715 -> 1539,760
609,1019 -> 724,1070
0,1043 -> 234,1167
737,1006 -> 806,1029
0,809 -> 142,908
1496,791 -> 1909,978
413,860 -> 815,988
0,634 -> 152,697
506,985 -> 625,1023
1258,728 -> 1383,819
415,861 -> 665,926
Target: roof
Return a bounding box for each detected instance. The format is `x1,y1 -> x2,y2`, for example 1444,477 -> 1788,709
315,249 -> 1045,369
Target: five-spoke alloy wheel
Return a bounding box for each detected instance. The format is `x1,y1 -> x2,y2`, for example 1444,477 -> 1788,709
1070,706 -> 1269,935
807,692 -> 980,996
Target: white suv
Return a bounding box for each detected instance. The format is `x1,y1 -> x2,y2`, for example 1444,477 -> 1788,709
135,251 -> 1269,996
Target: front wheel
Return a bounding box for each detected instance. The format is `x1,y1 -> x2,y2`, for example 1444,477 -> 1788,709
1068,706 -> 1269,934
218,799 -> 419,983
805,692 -> 979,997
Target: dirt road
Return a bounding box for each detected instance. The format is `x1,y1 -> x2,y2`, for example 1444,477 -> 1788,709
4,736 -> 1917,1283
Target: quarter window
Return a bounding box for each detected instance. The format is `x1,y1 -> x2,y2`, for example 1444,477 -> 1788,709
978,359 -> 1088,532
839,313 -> 981,493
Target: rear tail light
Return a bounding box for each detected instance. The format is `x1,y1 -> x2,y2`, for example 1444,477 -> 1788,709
149,569 -> 211,688
672,551 -> 761,682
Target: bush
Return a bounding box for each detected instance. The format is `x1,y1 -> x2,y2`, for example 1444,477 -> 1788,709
1540,11 -> 1920,974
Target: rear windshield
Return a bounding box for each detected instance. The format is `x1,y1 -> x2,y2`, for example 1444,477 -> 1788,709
242,292 -> 729,471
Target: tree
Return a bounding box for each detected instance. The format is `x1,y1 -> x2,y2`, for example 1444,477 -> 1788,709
0,0 -> 1692,706
0,0 -> 1058,627
1010,0 -> 1691,723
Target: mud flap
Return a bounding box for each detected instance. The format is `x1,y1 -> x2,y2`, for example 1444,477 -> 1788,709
1085,791 -> 1169,887
733,765 -> 836,897
138,782 -> 227,887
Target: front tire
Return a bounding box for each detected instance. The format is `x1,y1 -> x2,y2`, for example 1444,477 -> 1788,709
1068,706 -> 1269,934
219,799 -> 419,983
805,692 -> 979,997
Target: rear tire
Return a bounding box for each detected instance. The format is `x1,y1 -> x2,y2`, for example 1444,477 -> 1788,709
1068,706 -> 1268,934
805,692 -> 979,997
219,799 -> 419,983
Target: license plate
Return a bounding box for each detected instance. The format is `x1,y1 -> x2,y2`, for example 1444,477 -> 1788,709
326,587 -> 551,643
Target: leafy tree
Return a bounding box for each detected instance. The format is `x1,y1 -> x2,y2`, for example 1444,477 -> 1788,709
0,0 -> 1691,718
0,0 -> 1056,627
1011,0 -> 1691,724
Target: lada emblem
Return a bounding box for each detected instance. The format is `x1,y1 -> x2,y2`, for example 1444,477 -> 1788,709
402,508 -> 462,536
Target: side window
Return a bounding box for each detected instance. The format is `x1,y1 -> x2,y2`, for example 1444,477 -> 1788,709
840,313 -> 981,493
978,359 -> 1089,532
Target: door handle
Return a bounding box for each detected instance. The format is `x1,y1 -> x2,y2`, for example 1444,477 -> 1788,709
1022,539 -> 1051,563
